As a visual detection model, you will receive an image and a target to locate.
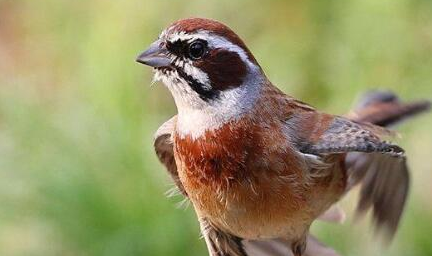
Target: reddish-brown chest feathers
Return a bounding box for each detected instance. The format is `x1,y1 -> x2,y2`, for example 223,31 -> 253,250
173,111 -> 317,239
170,85 -> 348,238
173,111 -> 307,195
172,85 -> 310,194
174,119 -> 260,189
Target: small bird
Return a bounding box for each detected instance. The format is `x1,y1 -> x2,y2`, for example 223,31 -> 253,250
136,18 -> 430,256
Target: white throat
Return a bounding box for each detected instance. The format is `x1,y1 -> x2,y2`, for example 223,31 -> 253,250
176,79 -> 262,139
155,68 -> 264,139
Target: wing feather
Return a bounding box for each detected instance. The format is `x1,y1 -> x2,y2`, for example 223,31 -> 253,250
286,110 -> 409,239
154,116 -> 187,196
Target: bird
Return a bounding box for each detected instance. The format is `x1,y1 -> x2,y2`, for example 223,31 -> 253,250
136,18 -> 431,256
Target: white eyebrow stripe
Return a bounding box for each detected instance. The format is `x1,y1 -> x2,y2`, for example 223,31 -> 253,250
209,35 -> 255,69
169,31 -> 198,42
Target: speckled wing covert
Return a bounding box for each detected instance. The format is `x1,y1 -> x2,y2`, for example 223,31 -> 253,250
294,115 -> 404,157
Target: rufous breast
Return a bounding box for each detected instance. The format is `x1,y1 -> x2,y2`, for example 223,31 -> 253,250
173,116 -> 313,239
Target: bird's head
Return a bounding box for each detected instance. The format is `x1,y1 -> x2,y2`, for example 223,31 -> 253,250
136,18 -> 266,114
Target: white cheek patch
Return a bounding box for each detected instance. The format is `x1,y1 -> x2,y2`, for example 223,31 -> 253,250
155,58 -> 212,91
153,68 -> 207,109
181,61 -> 212,90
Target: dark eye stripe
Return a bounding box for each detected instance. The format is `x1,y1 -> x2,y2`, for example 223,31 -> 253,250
195,49 -> 247,91
174,66 -> 219,101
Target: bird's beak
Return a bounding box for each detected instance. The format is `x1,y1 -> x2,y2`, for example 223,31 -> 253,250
136,40 -> 171,68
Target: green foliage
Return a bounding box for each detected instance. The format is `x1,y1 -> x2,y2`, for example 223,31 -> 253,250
0,0 -> 431,255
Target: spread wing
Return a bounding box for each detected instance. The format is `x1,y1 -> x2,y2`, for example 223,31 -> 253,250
286,110 -> 409,239
343,91 -> 427,239
345,152 -> 409,238
343,91 -> 430,238
290,113 -> 404,156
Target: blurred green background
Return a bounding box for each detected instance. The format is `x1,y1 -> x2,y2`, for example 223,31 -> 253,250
0,0 -> 431,255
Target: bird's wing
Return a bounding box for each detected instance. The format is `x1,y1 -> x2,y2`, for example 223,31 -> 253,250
343,91 -> 428,239
344,152 -> 409,239
154,116 -> 187,196
342,91 -> 428,239
285,110 -> 409,239
288,113 -> 403,156
286,91 -> 429,241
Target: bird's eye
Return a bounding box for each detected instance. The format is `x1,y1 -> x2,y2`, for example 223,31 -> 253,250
188,41 -> 206,60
